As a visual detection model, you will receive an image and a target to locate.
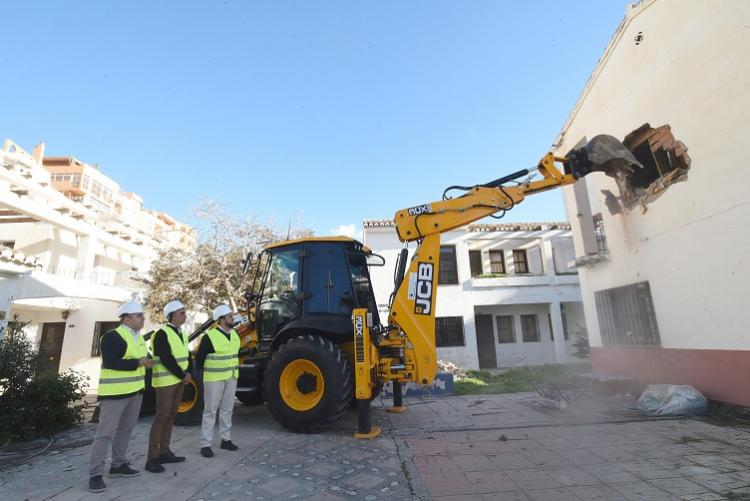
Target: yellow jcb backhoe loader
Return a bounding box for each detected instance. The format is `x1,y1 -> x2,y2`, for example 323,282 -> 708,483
175,134 -> 641,437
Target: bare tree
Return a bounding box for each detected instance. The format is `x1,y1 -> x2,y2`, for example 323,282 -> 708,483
144,200 -> 312,321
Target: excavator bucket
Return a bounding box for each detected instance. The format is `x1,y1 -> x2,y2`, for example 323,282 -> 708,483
566,134 -> 643,182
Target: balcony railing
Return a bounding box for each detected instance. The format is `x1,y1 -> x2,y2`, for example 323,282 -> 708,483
40,265 -> 146,288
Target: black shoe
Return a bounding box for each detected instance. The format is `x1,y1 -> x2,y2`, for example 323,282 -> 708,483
158,451 -> 186,463
108,463 -> 140,477
220,440 -> 239,451
201,447 -> 214,458
145,459 -> 165,473
89,475 -> 106,492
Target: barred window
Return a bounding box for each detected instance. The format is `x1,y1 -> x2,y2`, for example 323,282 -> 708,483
594,213 -> 608,254
595,281 -> 661,346
521,314 -> 540,342
435,316 -> 465,347
495,315 -> 515,343
439,246 -> 458,284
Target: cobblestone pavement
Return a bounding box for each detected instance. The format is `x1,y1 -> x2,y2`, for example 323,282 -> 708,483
0,401 -> 427,500
3,393 -> 750,500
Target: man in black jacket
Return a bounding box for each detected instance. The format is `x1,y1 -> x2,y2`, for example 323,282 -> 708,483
145,300 -> 191,472
89,301 -> 153,493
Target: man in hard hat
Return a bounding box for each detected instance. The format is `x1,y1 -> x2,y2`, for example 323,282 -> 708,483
196,304 -> 241,457
145,300 -> 191,473
89,301 -> 153,493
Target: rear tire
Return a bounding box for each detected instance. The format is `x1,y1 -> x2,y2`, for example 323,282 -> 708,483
263,335 -> 353,433
174,372 -> 204,426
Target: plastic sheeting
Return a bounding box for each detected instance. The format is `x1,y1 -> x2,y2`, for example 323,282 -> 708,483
638,384 -> 708,416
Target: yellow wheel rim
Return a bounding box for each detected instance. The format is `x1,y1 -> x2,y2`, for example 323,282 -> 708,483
178,379 -> 198,413
279,359 -> 324,411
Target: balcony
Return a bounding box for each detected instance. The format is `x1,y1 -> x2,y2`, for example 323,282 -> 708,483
470,272 -> 579,288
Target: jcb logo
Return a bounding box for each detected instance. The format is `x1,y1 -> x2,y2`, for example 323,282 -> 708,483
414,262 -> 433,315
407,204 -> 433,216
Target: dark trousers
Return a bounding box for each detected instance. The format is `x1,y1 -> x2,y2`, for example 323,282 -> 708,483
147,382 -> 185,459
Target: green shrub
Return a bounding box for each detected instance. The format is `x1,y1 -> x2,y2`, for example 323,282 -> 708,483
451,364 -> 589,396
0,325 -> 41,394
0,328 -> 88,443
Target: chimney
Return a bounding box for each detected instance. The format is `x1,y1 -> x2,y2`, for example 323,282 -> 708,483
32,142 -> 46,162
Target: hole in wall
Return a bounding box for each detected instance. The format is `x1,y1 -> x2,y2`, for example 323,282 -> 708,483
613,123 -> 691,212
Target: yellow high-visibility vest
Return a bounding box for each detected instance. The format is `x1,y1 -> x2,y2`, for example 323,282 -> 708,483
98,325 -> 147,397
151,324 -> 189,387
203,327 -> 240,382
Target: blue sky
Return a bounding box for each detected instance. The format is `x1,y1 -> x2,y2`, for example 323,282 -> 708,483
2,1 -> 629,238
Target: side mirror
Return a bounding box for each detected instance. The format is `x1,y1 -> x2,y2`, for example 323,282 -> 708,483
366,253 -> 386,267
242,251 -> 253,274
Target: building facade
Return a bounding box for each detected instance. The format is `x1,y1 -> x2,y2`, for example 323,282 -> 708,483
363,220 -> 587,370
556,0 -> 750,404
0,139 -> 195,389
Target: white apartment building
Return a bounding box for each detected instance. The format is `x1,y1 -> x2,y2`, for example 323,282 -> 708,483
0,139 -> 195,389
556,0 -> 750,405
363,220 -> 587,370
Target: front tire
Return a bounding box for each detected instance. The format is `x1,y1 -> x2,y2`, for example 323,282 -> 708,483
263,335 -> 353,433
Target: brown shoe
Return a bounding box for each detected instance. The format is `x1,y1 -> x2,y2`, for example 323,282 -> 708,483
145,459 -> 165,473
201,447 -> 214,458
158,451 -> 186,463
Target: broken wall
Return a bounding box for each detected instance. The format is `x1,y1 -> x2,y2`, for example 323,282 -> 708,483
555,0 -> 750,403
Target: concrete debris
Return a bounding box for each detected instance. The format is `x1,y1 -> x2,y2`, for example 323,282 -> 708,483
436,360 -> 466,379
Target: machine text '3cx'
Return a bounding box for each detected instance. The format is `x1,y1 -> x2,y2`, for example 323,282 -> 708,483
354,314 -> 364,339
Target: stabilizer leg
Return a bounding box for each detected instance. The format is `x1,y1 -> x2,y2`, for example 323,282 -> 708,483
387,380 -> 406,413
354,399 -> 381,439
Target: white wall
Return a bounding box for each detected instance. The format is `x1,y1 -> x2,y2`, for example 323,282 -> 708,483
473,303 -> 584,367
558,0 -> 750,351
364,225 -> 586,369
10,297 -> 166,392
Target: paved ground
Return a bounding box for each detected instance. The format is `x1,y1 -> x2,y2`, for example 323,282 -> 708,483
3,392 -> 750,500
387,393 -> 750,500
0,401 -> 425,501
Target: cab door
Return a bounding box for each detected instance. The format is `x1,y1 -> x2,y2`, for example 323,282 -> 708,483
302,243 -> 353,315
256,246 -> 301,343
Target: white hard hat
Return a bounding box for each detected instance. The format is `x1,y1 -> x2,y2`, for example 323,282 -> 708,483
118,301 -> 144,317
212,304 -> 233,321
163,300 -> 186,317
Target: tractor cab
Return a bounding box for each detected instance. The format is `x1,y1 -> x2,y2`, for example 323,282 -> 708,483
248,237 -> 384,352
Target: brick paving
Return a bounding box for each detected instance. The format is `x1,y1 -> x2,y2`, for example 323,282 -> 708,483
384,393 -> 750,500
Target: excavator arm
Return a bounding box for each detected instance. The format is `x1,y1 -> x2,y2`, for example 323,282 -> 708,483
352,134 -> 641,438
